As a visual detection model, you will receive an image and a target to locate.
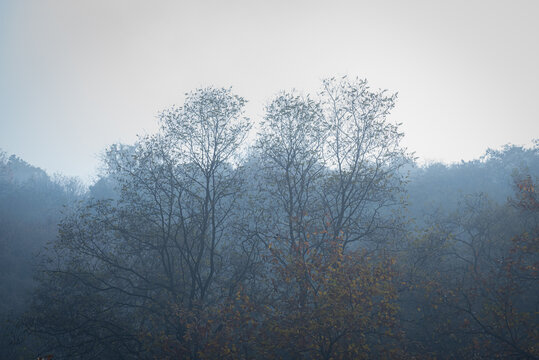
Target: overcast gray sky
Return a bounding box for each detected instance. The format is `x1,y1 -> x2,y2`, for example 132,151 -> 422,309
1,0 -> 538,183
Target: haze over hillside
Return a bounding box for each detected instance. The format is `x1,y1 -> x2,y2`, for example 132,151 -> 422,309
1,1 -> 538,359
1,0 -> 538,181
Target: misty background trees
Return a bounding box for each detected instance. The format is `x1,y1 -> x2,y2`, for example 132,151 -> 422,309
1,78 -> 538,359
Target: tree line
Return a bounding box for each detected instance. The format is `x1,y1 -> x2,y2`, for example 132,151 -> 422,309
1,77 -> 537,359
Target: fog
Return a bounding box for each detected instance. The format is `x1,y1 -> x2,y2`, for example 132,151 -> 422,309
1,1 -> 538,359
1,0 -> 538,181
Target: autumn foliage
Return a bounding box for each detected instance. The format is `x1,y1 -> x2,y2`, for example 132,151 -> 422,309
156,230 -> 402,359
17,85 -> 537,360
403,176 -> 539,359
260,234 -> 401,359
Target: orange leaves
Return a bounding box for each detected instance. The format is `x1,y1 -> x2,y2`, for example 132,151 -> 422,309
152,227 -> 404,359
408,194 -> 539,359
164,291 -> 260,360
514,175 -> 538,211
260,230 -> 402,359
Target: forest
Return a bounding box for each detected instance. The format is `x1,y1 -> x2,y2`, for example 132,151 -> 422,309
1,78 -> 538,359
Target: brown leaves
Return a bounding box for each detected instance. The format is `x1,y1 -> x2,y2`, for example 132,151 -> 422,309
259,231 -> 402,359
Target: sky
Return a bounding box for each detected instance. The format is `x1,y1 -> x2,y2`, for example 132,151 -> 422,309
1,0 -> 538,183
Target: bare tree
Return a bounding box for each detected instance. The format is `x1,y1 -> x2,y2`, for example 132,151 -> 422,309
319,76 -> 411,249
27,87 -> 252,359
255,92 -> 325,251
